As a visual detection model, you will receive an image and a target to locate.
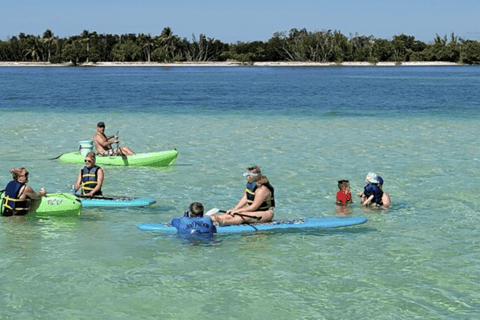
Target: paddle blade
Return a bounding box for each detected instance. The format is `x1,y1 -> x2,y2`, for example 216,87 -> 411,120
205,208 -> 220,216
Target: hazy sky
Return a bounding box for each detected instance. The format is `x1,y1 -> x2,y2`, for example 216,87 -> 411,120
2,0 -> 479,43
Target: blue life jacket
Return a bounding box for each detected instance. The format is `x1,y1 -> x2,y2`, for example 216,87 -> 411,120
364,183 -> 384,205
245,181 -> 275,211
81,165 -> 102,195
1,180 -> 30,216
171,216 -> 217,235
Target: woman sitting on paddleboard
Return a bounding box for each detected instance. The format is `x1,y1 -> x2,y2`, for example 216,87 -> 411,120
210,166 -> 275,225
73,152 -> 104,196
1,167 -> 47,216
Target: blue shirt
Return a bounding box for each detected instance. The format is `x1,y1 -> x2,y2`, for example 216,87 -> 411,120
171,216 -> 217,235
364,184 -> 383,204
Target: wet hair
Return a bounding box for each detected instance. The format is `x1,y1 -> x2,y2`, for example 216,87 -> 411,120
338,180 -> 349,190
85,151 -> 96,160
256,174 -> 270,186
247,166 -> 261,174
10,167 -> 27,181
189,202 -> 204,217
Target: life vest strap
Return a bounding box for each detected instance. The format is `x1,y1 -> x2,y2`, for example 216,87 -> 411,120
2,196 -> 30,211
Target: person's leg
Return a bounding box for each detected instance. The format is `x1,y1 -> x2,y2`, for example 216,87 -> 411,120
211,209 -> 273,225
120,146 -> 135,155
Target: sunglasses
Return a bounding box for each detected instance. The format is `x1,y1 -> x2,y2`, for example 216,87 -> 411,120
243,172 -> 259,177
85,159 -> 93,163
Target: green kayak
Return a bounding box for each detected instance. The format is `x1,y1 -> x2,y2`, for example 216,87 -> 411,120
1,192 -> 82,217
59,149 -> 178,167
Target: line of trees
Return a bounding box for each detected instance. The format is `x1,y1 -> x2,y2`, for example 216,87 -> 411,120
1,27 -> 480,65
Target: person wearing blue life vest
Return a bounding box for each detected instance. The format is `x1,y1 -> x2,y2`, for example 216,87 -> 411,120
171,202 -> 217,235
356,172 -> 384,206
1,167 -> 47,216
73,151 -> 104,196
210,166 -> 275,226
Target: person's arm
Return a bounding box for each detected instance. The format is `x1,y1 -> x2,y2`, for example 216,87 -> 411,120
85,168 -> 104,196
227,193 -> 248,214
363,194 -> 374,206
21,185 -> 46,200
94,134 -> 118,149
234,186 -> 270,213
171,217 -> 181,228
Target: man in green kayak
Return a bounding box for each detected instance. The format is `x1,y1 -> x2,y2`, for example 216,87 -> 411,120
1,167 -> 47,216
93,122 -> 135,156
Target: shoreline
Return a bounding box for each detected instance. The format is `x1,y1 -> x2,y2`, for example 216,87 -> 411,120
0,61 -> 462,67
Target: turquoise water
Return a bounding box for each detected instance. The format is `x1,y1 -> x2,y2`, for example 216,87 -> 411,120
1,66 -> 480,319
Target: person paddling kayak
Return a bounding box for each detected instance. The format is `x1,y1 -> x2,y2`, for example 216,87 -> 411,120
73,152 -> 104,196
1,167 -> 47,216
210,166 -> 275,226
93,122 -> 135,156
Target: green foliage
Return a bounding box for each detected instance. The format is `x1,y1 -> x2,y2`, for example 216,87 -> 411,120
372,39 -> 394,61
62,40 -> 86,65
112,40 -> 142,62
151,47 -> 170,62
460,41 -> 480,64
0,28 -> 479,65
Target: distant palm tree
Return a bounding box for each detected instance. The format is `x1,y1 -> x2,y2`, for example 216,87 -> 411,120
42,29 -> 56,62
138,34 -> 155,62
81,30 -> 91,62
25,36 -> 40,61
157,27 -> 180,60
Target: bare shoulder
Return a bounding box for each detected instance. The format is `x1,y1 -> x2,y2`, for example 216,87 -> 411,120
21,185 -> 34,198
256,184 -> 271,195
93,132 -> 103,141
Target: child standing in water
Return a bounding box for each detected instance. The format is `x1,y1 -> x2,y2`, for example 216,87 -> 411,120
336,180 -> 353,205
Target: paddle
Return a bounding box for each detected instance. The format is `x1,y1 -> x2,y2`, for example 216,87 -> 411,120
49,153 -> 64,160
75,194 -> 117,200
115,130 -> 127,158
218,210 -> 261,221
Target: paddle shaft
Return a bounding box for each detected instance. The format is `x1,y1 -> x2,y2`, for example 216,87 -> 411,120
75,194 -> 116,200
218,210 -> 261,221
49,153 -> 64,160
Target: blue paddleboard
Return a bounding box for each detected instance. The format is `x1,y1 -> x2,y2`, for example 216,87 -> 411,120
137,217 -> 367,233
78,196 -> 156,208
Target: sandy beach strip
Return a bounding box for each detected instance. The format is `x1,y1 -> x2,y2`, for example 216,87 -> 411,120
0,61 -> 461,67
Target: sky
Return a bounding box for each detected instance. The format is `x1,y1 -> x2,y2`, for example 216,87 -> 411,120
2,0 -> 480,44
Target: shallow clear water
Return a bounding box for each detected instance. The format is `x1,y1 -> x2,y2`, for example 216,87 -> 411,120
1,66 -> 480,319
